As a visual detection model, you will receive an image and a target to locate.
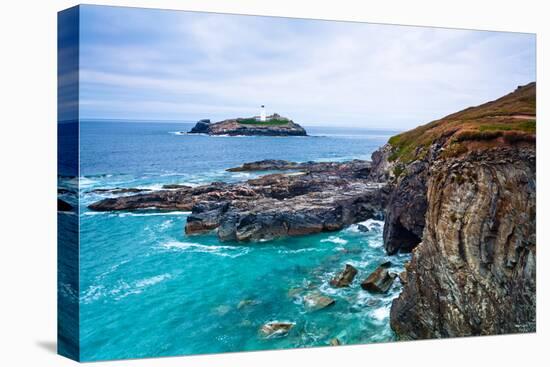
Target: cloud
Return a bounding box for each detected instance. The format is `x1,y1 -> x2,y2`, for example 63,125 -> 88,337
78,5 -> 536,129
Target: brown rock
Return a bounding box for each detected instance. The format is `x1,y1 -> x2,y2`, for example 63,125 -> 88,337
361,266 -> 397,293
330,264 -> 358,288
303,292 -> 336,311
260,322 -> 295,338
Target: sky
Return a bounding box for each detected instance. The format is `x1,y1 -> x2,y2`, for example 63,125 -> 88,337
77,5 -> 536,129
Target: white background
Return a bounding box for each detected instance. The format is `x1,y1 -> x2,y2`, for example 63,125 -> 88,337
0,0 -> 547,365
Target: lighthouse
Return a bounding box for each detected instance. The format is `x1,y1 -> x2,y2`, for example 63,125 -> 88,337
260,105 -> 266,122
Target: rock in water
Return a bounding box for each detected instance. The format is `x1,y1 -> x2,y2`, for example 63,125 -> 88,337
260,322 -> 295,338
329,338 -> 341,346
303,292 -> 336,311
57,198 -> 73,212
357,224 -> 369,232
330,264 -> 358,288
188,115 -> 307,136
361,266 -> 397,293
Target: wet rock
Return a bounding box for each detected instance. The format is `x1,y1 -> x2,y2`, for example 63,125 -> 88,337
329,338 -> 341,346
361,266 -> 397,293
260,322 -> 295,338
303,292 -> 335,311
89,187 -> 151,194
357,224 -> 369,232
57,198 -> 73,212
330,264 -> 358,288
237,299 -> 259,309
162,184 -> 192,190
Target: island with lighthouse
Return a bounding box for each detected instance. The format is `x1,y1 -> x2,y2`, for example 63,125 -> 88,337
186,105 -> 308,136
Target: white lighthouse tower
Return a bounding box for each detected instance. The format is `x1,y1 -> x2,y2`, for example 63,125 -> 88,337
260,105 -> 267,122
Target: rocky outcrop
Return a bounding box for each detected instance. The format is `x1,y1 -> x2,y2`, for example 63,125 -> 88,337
330,264 -> 358,287
361,264 -> 397,293
382,83 -> 536,339
89,160 -> 389,242
187,115 -> 307,136
390,147 -> 536,338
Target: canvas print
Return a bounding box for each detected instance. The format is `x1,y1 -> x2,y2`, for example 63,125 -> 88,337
57,5 -> 536,362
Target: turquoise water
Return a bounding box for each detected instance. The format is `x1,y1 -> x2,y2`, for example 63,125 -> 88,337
74,121 -> 410,361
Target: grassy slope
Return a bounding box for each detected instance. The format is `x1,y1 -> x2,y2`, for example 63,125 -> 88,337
237,118 -> 291,126
388,82 -> 536,163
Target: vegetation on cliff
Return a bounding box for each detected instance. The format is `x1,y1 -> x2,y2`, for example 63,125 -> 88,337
387,82 -> 536,164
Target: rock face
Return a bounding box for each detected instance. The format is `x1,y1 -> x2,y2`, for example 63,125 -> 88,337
383,83 -> 536,339
390,147 -> 536,338
188,115 -> 307,136
383,160 -> 429,255
89,160 -> 389,242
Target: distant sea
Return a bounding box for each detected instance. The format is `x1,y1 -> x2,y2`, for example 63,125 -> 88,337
59,120 -> 411,361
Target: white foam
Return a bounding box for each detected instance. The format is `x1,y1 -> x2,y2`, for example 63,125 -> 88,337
371,306 -> 390,321
161,240 -> 249,257
118,211 -> 191,217
135,274 -> 171,288
321,236 -> 349,245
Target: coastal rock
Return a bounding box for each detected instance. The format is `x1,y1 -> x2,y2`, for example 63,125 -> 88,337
89,160 -> 389,242
329,338 -> 341,346
382,160 -> 428,255
303,292 -> 336,311
390,147 -> 536,339
58,198 -> 73,212
357,224 -> 369,232
89,187 -> 152,194
330,264 -> 358,288
260,322 -> 295,338
162,184 -> 192,190
188,115 -> 307,136
361,265 -> 397,293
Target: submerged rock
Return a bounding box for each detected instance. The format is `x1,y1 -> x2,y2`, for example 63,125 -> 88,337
330,264 -> 358,288
260,322 -> 295,338
329,338 -> 341,346
361,266 -> 397,293
303,292 -> 336,311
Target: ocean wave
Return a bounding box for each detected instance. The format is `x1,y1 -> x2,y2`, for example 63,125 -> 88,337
160,240 -> 250,258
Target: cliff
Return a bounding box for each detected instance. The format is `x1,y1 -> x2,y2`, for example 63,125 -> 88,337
188,114 -> 307,136
373,83 -> 536,338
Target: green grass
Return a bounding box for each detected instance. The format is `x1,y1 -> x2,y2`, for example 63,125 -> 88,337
238,118 -> 290,126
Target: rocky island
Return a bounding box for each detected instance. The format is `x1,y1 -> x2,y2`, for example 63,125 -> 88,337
187,114 -> 307,136
88,82 -> 536,341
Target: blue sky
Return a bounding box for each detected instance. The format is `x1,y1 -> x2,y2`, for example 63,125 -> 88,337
78,5 -> 535,129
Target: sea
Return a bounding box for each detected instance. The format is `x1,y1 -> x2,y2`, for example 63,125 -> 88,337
58,120 -> 411,361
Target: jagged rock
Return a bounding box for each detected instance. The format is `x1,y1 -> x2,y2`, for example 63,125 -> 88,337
391,147 -> 536,339
329,338 -> 341,346
89,187 -> 151,194
188,116 -> 307,136
361,266 -> 397,293
162,184 -> 192,190
89,160 -> 389,242
330,264 -> 358,288
357,224 -> 369,232
383,160 -> 428,255
58,198 -> 73,212
260,322 -> 295,338
303,292 -> 335,311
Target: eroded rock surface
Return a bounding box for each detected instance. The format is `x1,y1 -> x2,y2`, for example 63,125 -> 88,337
390,147 -> 536,338
89,160 -> 388,242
